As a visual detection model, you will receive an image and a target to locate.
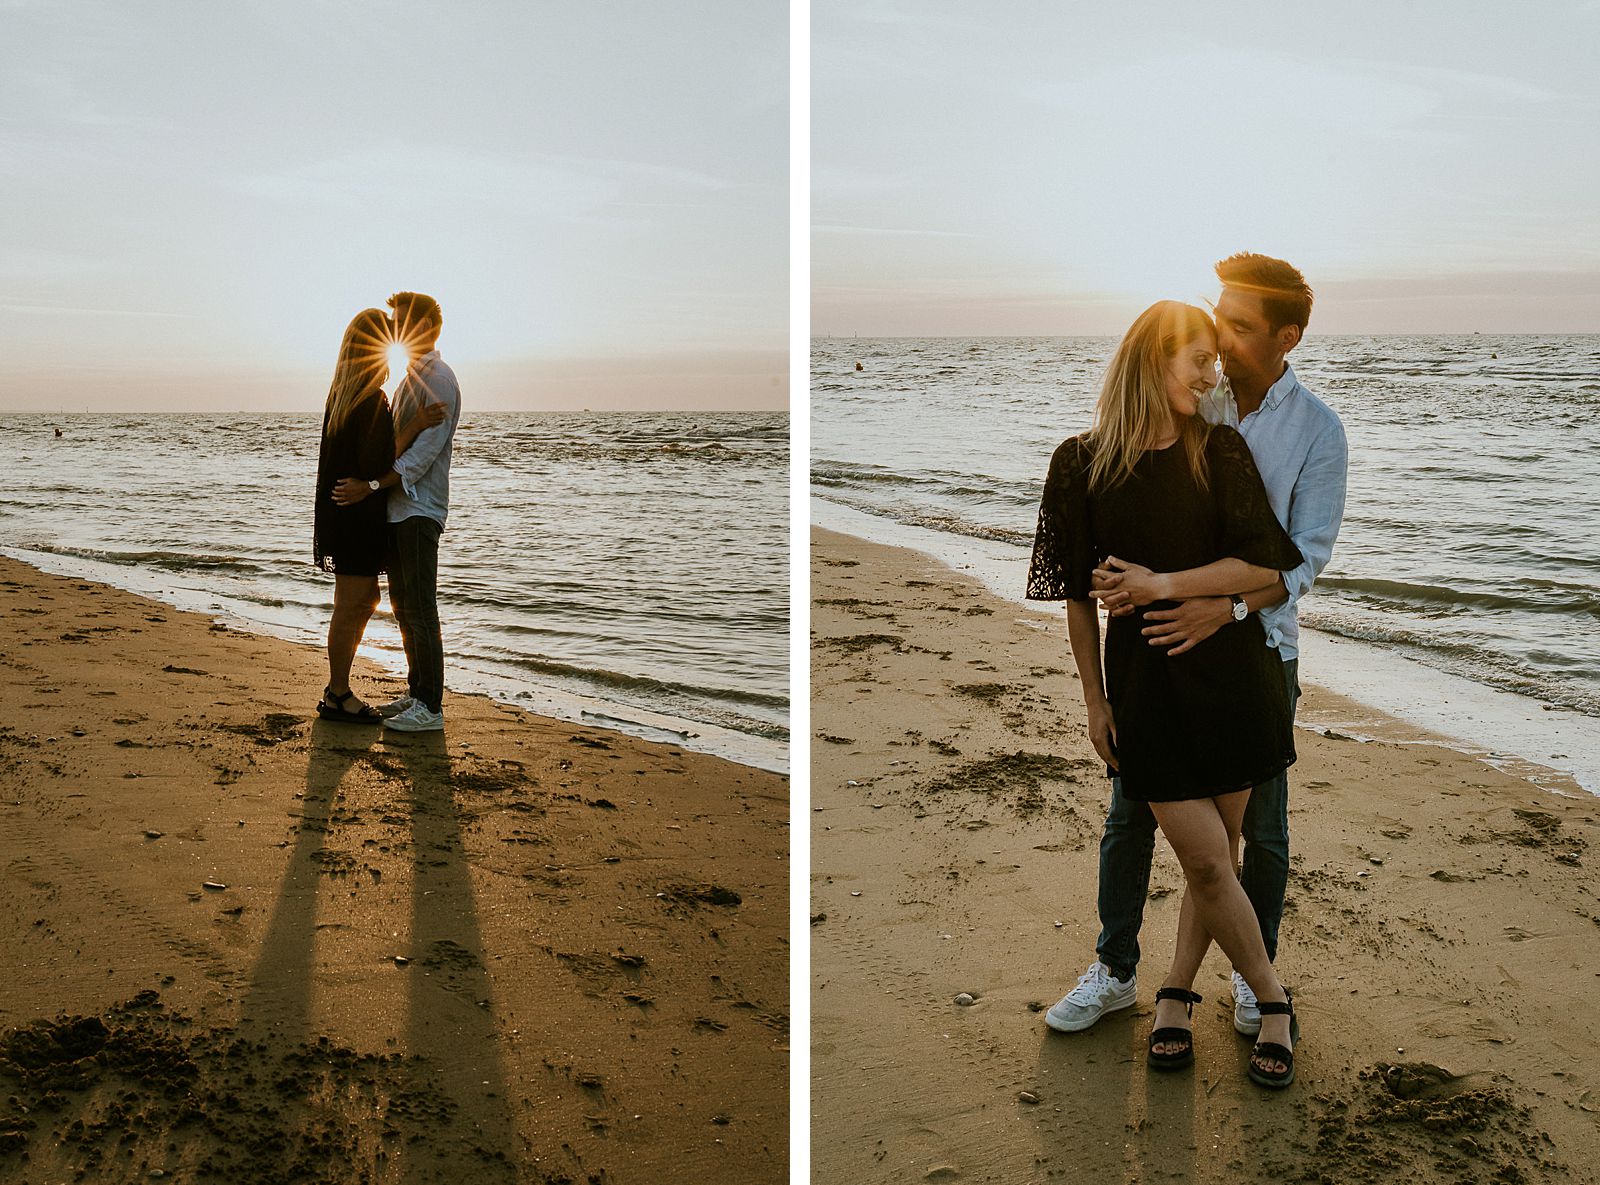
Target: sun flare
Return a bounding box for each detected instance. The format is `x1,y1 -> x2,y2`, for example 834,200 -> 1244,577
385,343 -> 411,389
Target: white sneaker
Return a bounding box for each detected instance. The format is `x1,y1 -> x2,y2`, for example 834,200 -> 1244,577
1044,961 -> 1137,1033
376,695 -> 416,719
1232,970 -> 1261,1037
383,701 -> 444,732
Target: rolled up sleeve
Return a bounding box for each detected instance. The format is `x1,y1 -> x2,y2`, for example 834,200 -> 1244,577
392,373 -> 459,499
1279,419 -> 1348,605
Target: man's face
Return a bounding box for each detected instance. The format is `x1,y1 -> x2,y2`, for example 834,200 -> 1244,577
1214,287 -> 1293,387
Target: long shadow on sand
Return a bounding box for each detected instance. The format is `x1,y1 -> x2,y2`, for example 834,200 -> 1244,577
229,719 -> 525,1183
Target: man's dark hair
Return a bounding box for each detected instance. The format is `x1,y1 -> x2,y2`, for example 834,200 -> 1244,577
1214,253 -> 1313,334
388,291 -> 443,337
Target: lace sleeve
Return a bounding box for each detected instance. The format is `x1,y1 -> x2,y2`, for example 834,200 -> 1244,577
1209,426 -> 1302,571
1026,436 -> 1095,600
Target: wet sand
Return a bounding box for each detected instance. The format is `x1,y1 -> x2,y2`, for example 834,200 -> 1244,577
0,555 -> 787,1184
810,527 -> 1600,1185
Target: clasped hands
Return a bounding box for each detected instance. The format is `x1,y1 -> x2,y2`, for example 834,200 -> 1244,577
329,400 -> 448,506
1090,556 -> 1230,656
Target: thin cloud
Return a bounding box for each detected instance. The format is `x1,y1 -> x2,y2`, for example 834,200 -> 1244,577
813,223 -> 976,238
0,303 -> 192,318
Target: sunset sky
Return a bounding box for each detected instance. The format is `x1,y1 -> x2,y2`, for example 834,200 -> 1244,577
813,1 -> 1600,336
1,1 -> 787,411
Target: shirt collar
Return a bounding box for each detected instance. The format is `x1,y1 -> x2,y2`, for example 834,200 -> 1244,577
1261,362 -> 1299,412
407,349 -> 440,376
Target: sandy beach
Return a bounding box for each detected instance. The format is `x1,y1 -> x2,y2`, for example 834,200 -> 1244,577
0,555 -> 787,1185
810,526 -> 1600,1185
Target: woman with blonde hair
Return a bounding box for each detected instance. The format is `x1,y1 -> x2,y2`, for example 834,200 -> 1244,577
312,308 -> 443,721
1026,300 -> 1305,1087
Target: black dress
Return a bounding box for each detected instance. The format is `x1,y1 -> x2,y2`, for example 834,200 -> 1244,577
1026,426 -> 1303,802
313,390 -> 395,577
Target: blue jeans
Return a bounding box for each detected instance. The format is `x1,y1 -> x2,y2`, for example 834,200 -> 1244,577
388,515 -> 445,713
1094,658 -> 1300,980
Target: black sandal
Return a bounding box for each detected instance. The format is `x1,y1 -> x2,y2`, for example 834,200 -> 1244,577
317,686 -> 381,723
1248,991 -> 1299,1089
1147,987 -> 1201,1071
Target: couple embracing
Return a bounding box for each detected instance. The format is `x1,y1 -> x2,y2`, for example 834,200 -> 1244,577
311,291 -> 459,733
1027,253 -> 1348,1089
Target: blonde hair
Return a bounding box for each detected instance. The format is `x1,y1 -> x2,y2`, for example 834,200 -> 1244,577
323,308 -> 391,437
1086,300 -> 1215,494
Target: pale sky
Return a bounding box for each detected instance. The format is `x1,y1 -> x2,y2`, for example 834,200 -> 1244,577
1,1 -> 787,411
813,0 -> 1600,336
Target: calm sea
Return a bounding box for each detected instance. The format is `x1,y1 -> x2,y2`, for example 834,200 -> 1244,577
0,412 -> 789,771
812,335 -> 1600,734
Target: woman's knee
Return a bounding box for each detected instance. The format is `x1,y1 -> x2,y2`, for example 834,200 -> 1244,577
1179,854 -> 1234,893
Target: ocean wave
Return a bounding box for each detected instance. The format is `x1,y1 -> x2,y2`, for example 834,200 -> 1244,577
1301,610 -> 1600,717
476,650 -> 788,712
1318,575 -> 1600,618
21,542 -> 258,573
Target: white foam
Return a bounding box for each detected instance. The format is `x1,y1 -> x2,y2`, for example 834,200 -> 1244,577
812,497 -> 1600,796
3,544 -> 788,775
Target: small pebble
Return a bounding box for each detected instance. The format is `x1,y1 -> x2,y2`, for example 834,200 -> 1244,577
1019,1090 -> 1040,1105
1369,857 -> 1383,866
954,992 -> 976,1006
143,830 -> 164,840
394,956 -> 410,966
202,881 -> 227,891
850,890 -> 862,897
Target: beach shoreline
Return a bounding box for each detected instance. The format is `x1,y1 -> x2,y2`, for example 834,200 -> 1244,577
810,525 -> 1600,1185
0,554 -> 788,1184
812,497 -> 1600,798
0,540 -> 787,775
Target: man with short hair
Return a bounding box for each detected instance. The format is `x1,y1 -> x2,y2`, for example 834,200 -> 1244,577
333,290 -> 460,732
1045,253 -> 1348,1037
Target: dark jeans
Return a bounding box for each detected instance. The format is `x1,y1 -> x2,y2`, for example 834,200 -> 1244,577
1094,658 -> 1300,980
388,515 -> 444,713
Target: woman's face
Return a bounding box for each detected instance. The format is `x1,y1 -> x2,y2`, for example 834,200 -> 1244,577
1164,333 -> 1219,419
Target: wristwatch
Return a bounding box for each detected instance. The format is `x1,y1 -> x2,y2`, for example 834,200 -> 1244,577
367,479 -> 381,492
1230,594 -> 1248,622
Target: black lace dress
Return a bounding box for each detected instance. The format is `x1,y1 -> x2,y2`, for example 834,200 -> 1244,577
313,390 -> 395,577
1026,426 -> 1303,802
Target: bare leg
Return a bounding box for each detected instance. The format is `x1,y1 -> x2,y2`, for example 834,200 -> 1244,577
326,574 -> 380,704
1151,796 -> 1293,1074
1150,790 -> 1248,1054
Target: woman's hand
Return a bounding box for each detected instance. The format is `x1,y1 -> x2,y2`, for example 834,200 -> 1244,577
1090,556 -> 1170,609
331,478 -> 370,506
418,400 -> 447,429
1086,700 -> 1119,772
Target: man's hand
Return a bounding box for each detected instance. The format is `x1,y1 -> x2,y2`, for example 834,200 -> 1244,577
331,478 -> 372,507
1141,595 -> 1233,656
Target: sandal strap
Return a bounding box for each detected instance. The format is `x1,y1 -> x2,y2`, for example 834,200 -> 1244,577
1154,988 -> 1202,1005
324,688 -> 356,707
1252,1041 -> 1293,1062
1149,1027 -> 1194,1044
1256,1000 -> 1293,1016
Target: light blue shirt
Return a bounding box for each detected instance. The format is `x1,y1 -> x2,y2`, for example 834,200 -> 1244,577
388,350 -> 460,529
1199,362 -> 1347,661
